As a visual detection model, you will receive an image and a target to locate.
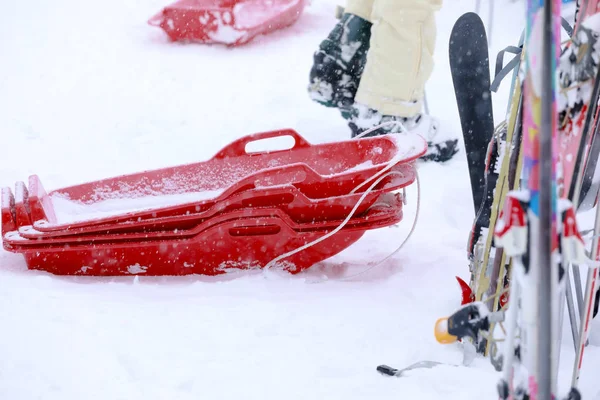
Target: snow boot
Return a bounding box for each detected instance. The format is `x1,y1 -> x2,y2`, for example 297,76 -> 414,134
307,12 -> 372,110
344,103 -> 460,163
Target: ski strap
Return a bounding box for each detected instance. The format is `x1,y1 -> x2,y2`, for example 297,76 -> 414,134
561,16 -> 574,37
491,45 -> 522,93
490,18 -> 573,93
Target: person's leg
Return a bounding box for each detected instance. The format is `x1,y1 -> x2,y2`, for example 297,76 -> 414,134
344,0 -> 457,162
345,0 -> 374,21
354,0 -> 440,117
307,1 -> 374,110
307,0 -> 457,162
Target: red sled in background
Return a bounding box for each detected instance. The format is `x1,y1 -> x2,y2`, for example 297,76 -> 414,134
148,0 -> 307,46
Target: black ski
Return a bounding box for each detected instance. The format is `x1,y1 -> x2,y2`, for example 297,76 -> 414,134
449,12 -> 495,216
449,13 -> 501,264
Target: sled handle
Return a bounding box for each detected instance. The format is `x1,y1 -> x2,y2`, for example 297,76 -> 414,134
212,129 -> 312,159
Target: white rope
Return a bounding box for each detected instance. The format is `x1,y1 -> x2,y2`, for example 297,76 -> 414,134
262,169 -> 406,271
326,168 -> 421,282
263,119 -> 423,281
350,120 -> 415,195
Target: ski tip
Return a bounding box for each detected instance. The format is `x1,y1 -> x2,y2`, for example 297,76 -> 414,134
434,317 -> 458,344
456,276 -> 474,305
455,11 -> 484,26
450,12 -> 486,40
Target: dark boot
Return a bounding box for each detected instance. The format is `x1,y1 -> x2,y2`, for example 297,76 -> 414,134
344,103 -> 460,163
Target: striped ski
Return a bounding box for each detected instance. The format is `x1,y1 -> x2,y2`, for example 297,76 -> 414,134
492,0 -> 563,397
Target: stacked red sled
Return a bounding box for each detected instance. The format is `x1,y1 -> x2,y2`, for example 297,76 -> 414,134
1,129 -> 426,276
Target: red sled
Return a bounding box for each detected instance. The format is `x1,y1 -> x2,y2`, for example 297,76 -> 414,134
4,194 -> 403,276
11,163 -> 415,240
1,128 -> 425,276
148,0 -> 307,46
4,193 -> 404,246
5,129 -> 423,233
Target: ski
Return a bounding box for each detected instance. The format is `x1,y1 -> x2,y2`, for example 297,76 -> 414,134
560,7 -> 600,206
457,24 -> 528,352
571,198 -> 600,387
567,0 -> 600,215
557,4 -> 600,388
444,11 -> 531,360
454,5 -> 600,362
515,0 -> 560,396
435,1 -> 594,398
432,3 -> 600,398
449,12 -> 495,220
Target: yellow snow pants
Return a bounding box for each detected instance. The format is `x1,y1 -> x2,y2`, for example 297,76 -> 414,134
345,0 -> 442,117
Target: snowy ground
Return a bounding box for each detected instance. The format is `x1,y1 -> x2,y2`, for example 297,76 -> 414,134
1,0 -> 599,399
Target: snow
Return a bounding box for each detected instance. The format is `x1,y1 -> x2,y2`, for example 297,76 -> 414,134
234,0 -> 300,28
0,0 -> 599,399
207,14 -> 248,43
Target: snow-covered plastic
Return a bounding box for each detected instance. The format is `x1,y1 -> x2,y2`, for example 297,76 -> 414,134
12,164 -> 415,240
2,129 -> 425,233
148,0 -> 307,46
5,194 -> 403,276
4,192 -> 403,246
1,129 -> 425,276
